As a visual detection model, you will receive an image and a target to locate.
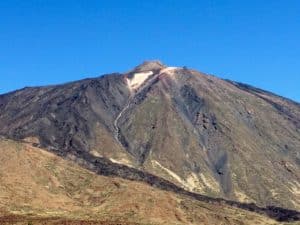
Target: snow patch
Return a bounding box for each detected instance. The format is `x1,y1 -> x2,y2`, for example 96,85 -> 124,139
160,67 -> 178,74
126,67 -> 179,91
127,71 -> 153,91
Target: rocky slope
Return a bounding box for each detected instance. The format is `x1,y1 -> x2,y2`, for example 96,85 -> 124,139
1,138 -> 295,225
0,60 -> 299,212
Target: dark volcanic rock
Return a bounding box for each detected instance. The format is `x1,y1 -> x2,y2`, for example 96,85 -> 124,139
0,61 -> 299,215
0,74 -> 130,154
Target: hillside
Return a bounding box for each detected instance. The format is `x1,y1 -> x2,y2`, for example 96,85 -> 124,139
2,138 -> 296,225
0,61 -> 299,212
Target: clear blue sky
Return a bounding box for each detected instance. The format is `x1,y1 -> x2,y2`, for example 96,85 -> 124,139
1,0 -> 299,102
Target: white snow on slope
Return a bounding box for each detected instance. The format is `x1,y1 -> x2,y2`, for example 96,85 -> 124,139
126,67 -> 179,91
127,71 -> 153,91
159,67 -> 178,75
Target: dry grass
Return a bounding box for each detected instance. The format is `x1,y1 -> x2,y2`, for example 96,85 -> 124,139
0,138 -> 295,225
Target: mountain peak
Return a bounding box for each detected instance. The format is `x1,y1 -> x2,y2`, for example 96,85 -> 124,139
0,63 -> 300,214
132,60 -> 166,72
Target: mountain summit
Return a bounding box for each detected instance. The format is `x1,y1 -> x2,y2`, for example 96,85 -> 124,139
0,61 -> 299,212
131,60 -> 166,72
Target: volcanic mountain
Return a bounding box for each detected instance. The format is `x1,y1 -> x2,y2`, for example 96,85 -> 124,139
0,61 -> 299,223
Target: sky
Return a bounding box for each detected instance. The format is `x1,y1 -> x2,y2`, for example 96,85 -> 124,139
1,0 -> 299,102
